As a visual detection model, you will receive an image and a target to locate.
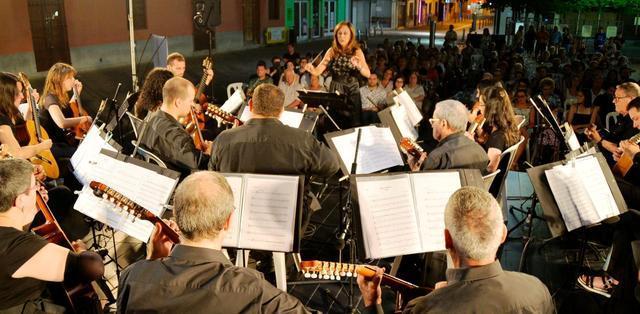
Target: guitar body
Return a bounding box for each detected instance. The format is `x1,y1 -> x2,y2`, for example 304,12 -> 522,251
613,154 -> 634,178
26,120 -> 59,179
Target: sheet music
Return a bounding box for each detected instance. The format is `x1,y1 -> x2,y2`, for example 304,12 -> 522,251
222,175 -> 244,247
411,172 -> 461,252
70,125 -> 117,185
330,126 -> 404,174
390,104 -> 419,141
356,174 -> 423,259
278,110 -> 304,128
220,89 -> 245,114
573,156 -> 619,221
393,91 -> 423,126
239,106 -> 304,128
73,152 -> 179,242
237,175 -> 299,252
545,165 -> 594,231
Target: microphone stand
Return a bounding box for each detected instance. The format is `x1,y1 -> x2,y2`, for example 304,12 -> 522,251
336,128 -> 361,312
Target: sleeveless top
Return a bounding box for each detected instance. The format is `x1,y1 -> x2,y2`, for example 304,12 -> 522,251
330,52 -> 359,82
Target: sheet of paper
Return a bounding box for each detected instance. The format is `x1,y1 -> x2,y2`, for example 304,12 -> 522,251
545,165 -> 598,231
220,88 -> 245,114
390,104 -> 419,141
222,175 -> 245,248
573,156 -> 619,221
356,174 -> 423,259
71,125 -> 117,186
393,91 -> 423,126
238,106 -> 303,129
73,152 -> 178,242
411,172 -> 461,252
279,110 -> 304,128
239,106 -> 252,122
237,175 -> 299,252
330,126 -> 404,174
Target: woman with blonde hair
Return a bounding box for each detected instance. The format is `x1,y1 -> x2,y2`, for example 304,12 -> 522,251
305,21 -> 370,126
39,63 -> 91,158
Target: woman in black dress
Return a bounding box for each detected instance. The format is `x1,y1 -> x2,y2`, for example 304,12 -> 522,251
305,21 -> 370,127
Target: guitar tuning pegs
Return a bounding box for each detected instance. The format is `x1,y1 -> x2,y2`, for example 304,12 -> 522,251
303,272 -> 311,278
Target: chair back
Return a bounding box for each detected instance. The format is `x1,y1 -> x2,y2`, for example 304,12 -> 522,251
126,112 -> 144,139
130,140 -> 167,168
605,112 -> 619,131
515,114 -> 526,129
488,135 -> 525,199
482,169 -> 501,192
227,82 -> 244,99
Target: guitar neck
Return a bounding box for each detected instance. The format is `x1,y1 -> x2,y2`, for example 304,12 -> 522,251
194,75 -> 207,101
89,181 -> 180,243
29,89 -> 44,141
630,132 -> 640,145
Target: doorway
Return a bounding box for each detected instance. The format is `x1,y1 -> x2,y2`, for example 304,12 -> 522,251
243,0 -> 260,44
323,0 -> 336,36
27,0 -> 71,71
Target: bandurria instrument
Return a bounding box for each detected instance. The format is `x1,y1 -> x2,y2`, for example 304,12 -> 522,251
612,132 -> 640,178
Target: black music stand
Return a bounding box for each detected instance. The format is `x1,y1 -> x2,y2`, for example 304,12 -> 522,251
298,90 -> 351,131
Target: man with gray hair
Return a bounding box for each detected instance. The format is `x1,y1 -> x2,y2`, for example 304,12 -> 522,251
117,171 -> 308,313
407,99 -> 488,174
358,187 -> 554,313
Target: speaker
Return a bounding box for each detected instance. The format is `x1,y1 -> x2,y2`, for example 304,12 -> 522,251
193,0 -> 221,31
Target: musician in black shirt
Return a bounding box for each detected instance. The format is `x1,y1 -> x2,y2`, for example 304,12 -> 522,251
0,159 -> 103,312
587,82 -> 640,164
139,77 -> 212,179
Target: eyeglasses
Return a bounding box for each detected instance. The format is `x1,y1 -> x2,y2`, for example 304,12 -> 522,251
428,118 -> 441,125
614,95 -> 630,101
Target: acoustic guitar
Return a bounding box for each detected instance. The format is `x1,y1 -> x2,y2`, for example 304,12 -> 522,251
185,57 -> 213,133
612,132 -> 640,178
300,260 -> 431,312
0,147 -> 101,312
18,73 -> 60,179
89,181 -> 180,244
70,84 -> 91,140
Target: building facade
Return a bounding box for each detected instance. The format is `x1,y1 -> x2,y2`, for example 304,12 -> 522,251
0,0 -> 288,74
285,0 -> 350,42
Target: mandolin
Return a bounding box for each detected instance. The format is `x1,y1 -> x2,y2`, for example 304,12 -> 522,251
203,103 -> 243,126
300,260 -> 432,312
612,132 -> 640,178
18,72 -> 60,179
89,181 -> 180,244
400,137 -> 425,159
0,146 -> 101,312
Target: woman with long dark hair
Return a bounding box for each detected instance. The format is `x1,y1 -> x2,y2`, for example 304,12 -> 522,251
0,72 -> 52,159
135,68 -> 174,119
481,86 -> 520,173
305,21 -> 370,126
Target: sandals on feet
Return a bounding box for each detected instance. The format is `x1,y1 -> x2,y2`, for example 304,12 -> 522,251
577,274 -> 616,298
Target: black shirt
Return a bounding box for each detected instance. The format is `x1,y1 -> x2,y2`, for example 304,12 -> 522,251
605,113 -> 638,144
209,118 -> 339,177
421,132 -> 489,175
0,227 -> 49,309
484,129 -> 509,152
40,94 -> 73,144
140,110 -> 206,179
117,245 -> 308,313
0,114 -> 16,135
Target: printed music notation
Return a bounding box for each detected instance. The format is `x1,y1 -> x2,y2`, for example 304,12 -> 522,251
329,125 -> 404,175
545,155 -> 619,231
73,151 -> 179,242
222,174 -> 300,252
355,171 -> 462,259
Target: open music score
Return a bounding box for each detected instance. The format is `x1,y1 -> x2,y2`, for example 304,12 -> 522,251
238,105 -> 305,129
545,155 -> 620,231
222,173 -> 302,252
70,125 -> 119,186
393,90 -> 423,126
73,150 -> 180,242
354,171 -> 463,259
325,125 -> 404,176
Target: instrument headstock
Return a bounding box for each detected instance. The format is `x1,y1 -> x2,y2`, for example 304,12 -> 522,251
202,57 -> 213,71
89,181 -> 152,222
204,103 -> 241,125
299,260 -> 358,281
